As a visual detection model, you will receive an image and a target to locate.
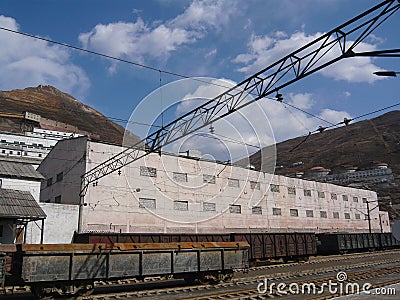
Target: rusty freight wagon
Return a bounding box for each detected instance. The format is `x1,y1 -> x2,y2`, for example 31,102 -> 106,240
74,232 -> 317,263
0,242 -> 249,299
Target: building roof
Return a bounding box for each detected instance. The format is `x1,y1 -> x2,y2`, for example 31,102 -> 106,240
0,188 -> 46,219
0,160 -> 44,180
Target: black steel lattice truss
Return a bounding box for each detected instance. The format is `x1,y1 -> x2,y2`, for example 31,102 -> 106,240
80,0 -> 400,196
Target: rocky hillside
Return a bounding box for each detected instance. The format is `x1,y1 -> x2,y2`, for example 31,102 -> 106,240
245,110 -> 400,205
0,85 -> 139,145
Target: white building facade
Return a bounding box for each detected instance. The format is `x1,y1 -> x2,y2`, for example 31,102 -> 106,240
38,138 -> 390,241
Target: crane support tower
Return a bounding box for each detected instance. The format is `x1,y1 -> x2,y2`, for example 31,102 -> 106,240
80,0 -> 400,197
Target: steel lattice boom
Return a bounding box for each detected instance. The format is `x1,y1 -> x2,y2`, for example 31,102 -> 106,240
81,0 -> 400,196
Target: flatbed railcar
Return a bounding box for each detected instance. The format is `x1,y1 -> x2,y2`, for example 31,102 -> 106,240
73,232 -> 317,263
0,242 -> 249,299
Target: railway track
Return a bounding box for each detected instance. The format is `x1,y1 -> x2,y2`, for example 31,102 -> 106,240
80,250 -> 400,300
2,250 -> 399,299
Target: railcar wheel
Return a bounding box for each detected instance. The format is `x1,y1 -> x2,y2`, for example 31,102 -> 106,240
183,275 -> 196,284
198,272 -> 220,284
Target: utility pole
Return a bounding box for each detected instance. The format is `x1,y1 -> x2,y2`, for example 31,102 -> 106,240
366,201 -> 372,234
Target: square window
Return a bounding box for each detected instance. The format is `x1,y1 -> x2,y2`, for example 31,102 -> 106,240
270,184 -> 280,192
174,200 -> 188,211
320,211 -> 327,218
331,193 -> 337,200
306,210 -> 314,217
304,189 -> 312,197
342,195 -> 348,201
272,207 -> 282,216
140,166 -> 157,177
355,213 -> 361,220
47,178 -> 53,187
290,209 -> 299,217
228,178 -> 240,188
287,187 -> 296,195
333,212 -> 339,219
173,172 -> 188,182
344,213 -> 351,219
362,198 -> 367,203
250,181 -> 260,190
203,202 -> 216,211
353,196 -> 358,203
55,195 -> 61,203
139,198 -> 156,209
252,206 -> 262,214
229,204 -> 241,214
318,191 -> 325,198
56,172 -> 63,182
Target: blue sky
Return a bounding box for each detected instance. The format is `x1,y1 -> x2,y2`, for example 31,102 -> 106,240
0,0 -> 399,161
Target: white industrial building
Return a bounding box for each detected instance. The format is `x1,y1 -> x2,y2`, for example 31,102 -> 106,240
0,128 -> 82,168
37,137 -> 390,242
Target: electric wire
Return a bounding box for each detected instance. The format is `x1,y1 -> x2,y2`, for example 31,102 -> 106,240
0,26 -> 340,131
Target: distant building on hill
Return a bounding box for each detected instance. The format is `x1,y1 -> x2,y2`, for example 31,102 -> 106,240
305,162 -> 394,186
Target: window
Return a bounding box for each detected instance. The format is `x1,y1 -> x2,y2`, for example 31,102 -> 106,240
174,200 -> 188,211
56,172 -> 63,182
355,213 -> 361,220
1,150 -> 5,154
229,204 -> 241,214
139,198 -> 156,209
304,189 -> 312,197
353,196 -> 359,203
46,178 -> 53,187
287,187 -> 296,195
362,198 -> 367,204
0,225 -> 3,237
331,193 -> 337,200
203,202 -> 216,212
320,211 -> 327,218
38,153 -> 42,157
270,184 -> 280,192
318,191 -> 325,198
0,179 -> 2,188
342,195 -> 348,201
203,174 -> 216,184
228,178 -> 240,188
344,213 -> 351,219
250,181 -> 260,190
140,166 -> 157,177
55,195 -> 61,203
252,206 -> 262,215
272,208 -> 282,216
333,212 -> 339,219
9,150 -> 13,154
173,172 -> 188,182
306,210 -> 314,217
290,209 -> 299,217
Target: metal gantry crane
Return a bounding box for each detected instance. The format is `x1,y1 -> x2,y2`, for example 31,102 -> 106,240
80,0 -> 400,197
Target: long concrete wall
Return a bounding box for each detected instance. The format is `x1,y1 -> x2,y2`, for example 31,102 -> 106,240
38,138 -> 390,235
25,203 -> 79,244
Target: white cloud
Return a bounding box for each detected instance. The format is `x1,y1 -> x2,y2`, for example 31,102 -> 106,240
79,0 -> 237,71
233,30 -> 385,84
169,79 -> 351,164
170,0 -> 236,31
0,16 -> 90,97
